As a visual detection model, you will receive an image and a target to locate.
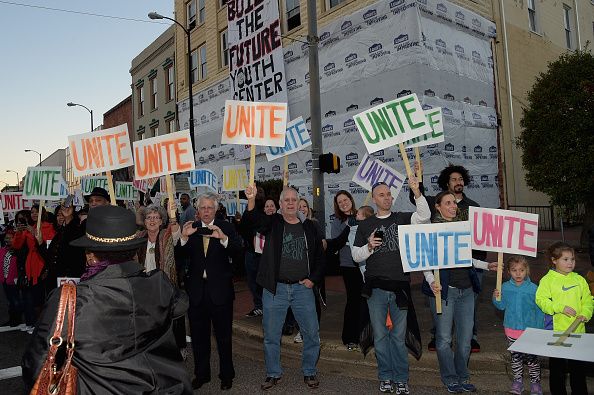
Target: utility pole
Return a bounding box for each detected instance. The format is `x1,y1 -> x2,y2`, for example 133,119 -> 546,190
308,0 -> 325,232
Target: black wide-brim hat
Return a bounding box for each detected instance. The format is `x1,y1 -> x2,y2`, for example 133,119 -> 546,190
71,205 -> 146,251
85,187 -> 111,203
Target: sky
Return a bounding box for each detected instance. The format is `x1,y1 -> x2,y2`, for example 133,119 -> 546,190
0,1 -> 174,188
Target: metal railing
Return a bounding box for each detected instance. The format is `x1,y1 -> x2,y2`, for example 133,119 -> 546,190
508,205 -> 556,231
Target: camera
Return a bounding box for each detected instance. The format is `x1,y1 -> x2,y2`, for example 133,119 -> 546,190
374,230 -> 384,241
191,222 -> 214,235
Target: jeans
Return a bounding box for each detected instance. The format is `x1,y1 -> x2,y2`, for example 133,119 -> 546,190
472,270 -> 484,339
263,283 -> 320,377
244,251 -> 262,310
367,288 -> 408,383
430,287 -> 475,385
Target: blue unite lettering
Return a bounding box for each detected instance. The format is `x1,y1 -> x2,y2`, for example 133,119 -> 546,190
420,232 -> 438,268
405,233 -> 421,269
454,232 -> 471,265
439,232 -> 454,266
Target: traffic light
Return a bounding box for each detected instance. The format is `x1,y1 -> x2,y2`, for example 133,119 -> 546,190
319,153 -> 340,174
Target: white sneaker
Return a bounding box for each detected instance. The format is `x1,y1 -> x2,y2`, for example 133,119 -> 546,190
293,331 -> 303,343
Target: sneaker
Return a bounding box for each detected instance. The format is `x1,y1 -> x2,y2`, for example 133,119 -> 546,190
470,339 -> 480,353
294,331 -> 303,343
261,376 -> 281,391
427,338 -> 436,351
303,375 -> 319,389
459,381 -> 476,392
446,383 -> 463,393
379,380 -> 394,393
245,308 -> 263,317
508,380 -> 522,394
394,382 -> 410,395
530,382 -> 543,395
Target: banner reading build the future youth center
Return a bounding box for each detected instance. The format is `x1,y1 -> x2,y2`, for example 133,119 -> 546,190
227,0 -> 287,103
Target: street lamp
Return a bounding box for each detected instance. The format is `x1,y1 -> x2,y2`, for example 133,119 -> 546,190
67,102 -> 94,132
148,11 -> 195,154
6,170 -> 19,191
24,149 -> 42,166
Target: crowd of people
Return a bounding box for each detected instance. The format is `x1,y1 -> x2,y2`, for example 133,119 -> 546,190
0,162 -> 591,394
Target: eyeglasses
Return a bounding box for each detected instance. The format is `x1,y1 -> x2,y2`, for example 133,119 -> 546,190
145,216 -> 161,221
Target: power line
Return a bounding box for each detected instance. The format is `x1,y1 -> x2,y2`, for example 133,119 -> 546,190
0,0 -> 168,24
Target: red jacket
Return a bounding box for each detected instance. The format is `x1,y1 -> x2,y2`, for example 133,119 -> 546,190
12,222 -> 56,285
0,247 -> 18,285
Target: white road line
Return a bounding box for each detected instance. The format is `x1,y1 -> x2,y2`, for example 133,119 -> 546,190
0,366 -> 21,380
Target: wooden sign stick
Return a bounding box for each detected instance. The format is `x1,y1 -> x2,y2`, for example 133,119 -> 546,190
249,145 -> 256,185
434,269 -> 442,314
414,147 -> 422,180
363,190 -> 372,205
165,174 -> 176,220
398,143 -> 413,178
548,317 -> 582,346
283,156 -> 289,186
495,252 -> 504,301
236,190 -> 240,210
36,199 -> 44,240
105,171 -> 117,206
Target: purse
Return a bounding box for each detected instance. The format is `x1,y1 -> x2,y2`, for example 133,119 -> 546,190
30,283 -> 78,395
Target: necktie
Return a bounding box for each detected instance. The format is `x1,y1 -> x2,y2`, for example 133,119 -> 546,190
202,236 -> 209,280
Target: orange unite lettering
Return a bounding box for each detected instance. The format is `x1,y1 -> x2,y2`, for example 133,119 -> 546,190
135,146 -> 149,178
269,105 -> 284,139
238,105 -> 251,138
256,105 -> 271,138
115,131 -> 130,164
84,138 -> 103,169
146,143 -> 162,175
101,134 -> 115,166
69,141 -> 87,171
225,105 -> 238,138
160,140 -> 175,171
173,138 -> 192,171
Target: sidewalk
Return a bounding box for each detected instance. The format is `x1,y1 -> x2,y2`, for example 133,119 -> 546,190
230,229 -> 594,391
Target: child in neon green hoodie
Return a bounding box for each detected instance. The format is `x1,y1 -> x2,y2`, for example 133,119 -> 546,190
535,242 -> 593,395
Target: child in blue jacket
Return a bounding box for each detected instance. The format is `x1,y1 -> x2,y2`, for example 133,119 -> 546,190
493,256 -> 544,395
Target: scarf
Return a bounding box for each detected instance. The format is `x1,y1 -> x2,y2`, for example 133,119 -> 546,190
80,260 -> 117,281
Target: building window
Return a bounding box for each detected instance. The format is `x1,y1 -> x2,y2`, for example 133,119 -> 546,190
286,0 -> 301,31
167,119 -> 176,134
151,126 -> 159,137
563,4 -> 573,49
326,0 -> 346,10
187,0 -> 196,30
220,29 -> 229,67
527,0 -> 537,32
190,50 -> 198,84
150,78 -> 158,110
166,66 -> 175,101
137,86 -> 144,117
198,0 -> 206,24
200,45 -> 207,80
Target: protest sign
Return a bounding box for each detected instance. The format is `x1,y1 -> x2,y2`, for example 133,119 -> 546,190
224,199 -> 248,217
398,222 -> 473,272
73,189 -> 85,207
353,93 -> 432,154
352,154 -> 405,201
469,207 -> 539,257
115,182 -> 137,201
22,166 -> 68,200
221,100 -> 287,147
133,179 -> 148,193
470,206 -> 539,300
0,202 -> 4,225
403,108 -> 445,148
68,124 -> 133,177
1,192 -> 32,213
508,328 -> 594,362
188,169 -> 218,191
81,176 -> 109,195
133,130 -> 195,180
265,117 -> 311,161
222,165 -> 249,192
227,0 -> 288,103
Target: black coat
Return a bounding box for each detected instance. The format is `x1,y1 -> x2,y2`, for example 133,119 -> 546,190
242,209 -> 325,295
21,261 -> 191,394
182,219 -> 243,306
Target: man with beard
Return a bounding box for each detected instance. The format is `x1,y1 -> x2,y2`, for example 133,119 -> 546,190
409,164 -> 487,353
